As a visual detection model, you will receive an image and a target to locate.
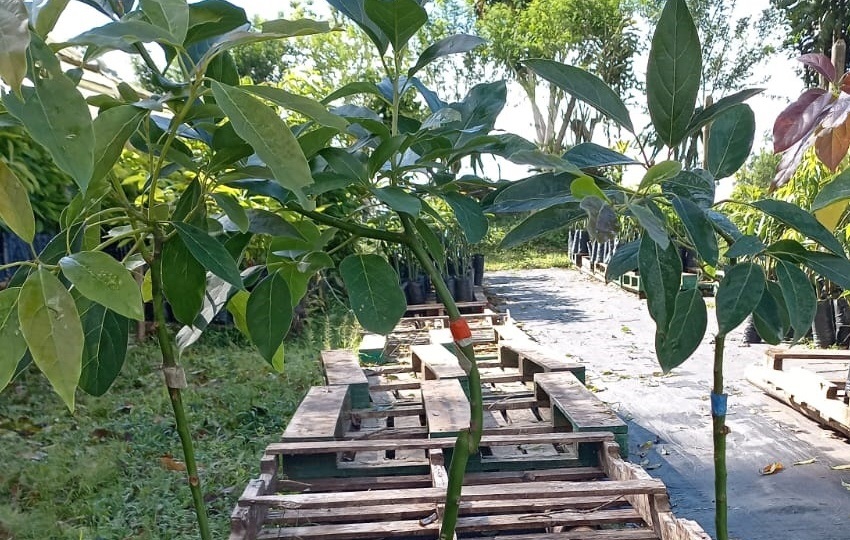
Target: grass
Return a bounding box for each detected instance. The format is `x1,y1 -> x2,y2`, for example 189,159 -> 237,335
484,248 -> 573,271
0,308 -> 357,540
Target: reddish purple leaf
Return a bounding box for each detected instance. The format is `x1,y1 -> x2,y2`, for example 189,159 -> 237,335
771,137 -> 814,191
798,53 -> 837,83
815,114 -> 850,171
773,88 -> 833,153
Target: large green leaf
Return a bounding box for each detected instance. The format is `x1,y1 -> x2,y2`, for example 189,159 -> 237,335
605,240 -> 639,282
725,235 -> 765,259
414,219 -> 446,268
3,35 -> 94,191
638,234 -> 682,332
339,254 -> 406,335
751,199 -> 845,256
715,262 -> 765,335
273,261 -> 311,308
77,299 -> 128,397
409,34 -> 485,77
173,222 -> 244,289
774,259 -> 816,342
140,0 -> 188,43
0,159 -> 35,243
211,81 -> 314,209
59,251 -> 144,321
707,104 -> 755,179
91,105 -> 147,185
563,142 -> 639,169
161,236 -> 206,325
18,268 -> 84,411
185,0 -> 247,46
213,193 -> 249,233
246,271 -> 293,364
646,0 -> 702,147
685,88 -> 764,137
243,86 -> 349,132
656,289 -> 707,373
443,192 -> 488,244
525,59 -> 633,132
671,195 -> 718,266
639,160 -> 682,191
0,287 -> 27,393
752,282 -> 786,346
570,175 -> 608,201
661,170 -> 715,210
629,202 -> 669,249
327,0 -> 388,54
767,239 -> 850,290
66,19 -> 179,51
0,0 -> 29,93
364,0 -> 426,52
490,172 -> 576,213
812,168 -> 850,211
500,205 -> 584,249
32,0 -> 70,38
373,186 -> 421,216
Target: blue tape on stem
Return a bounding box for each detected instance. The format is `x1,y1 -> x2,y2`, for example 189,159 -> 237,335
711,393 -> 727,416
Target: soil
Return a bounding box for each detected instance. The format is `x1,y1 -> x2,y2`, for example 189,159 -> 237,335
485,268 -> 850,540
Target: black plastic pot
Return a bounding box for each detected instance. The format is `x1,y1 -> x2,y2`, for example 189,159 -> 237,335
472,254 -> 485,286
443,276 -> 456,301
406,279 -> 426,305
454,275 -> 475,302
742,315 -> 762,344
834,298 -> 850,348
578,230 -> 590,255
812,300 -> 836,348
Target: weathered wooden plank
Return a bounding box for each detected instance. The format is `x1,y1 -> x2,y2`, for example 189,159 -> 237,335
422,379 -> 470,437
321,350 -> 370,408
475,530 -> 658,540
493,322 -> 533,348
465,466 -> 604,484
767,347 -> 850,369
500,340 -> 586,383
267,431 -> 614,455
410,344 -> 468,381
281,386 -> 349,442
358,333 -> 386,363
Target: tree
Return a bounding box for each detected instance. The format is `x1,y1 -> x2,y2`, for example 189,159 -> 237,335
471,0 -> 640,154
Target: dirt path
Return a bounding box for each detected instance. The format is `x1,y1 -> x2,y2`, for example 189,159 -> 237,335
485,268 -> 850,540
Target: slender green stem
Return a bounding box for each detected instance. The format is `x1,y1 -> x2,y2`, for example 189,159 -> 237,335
150,236 -> 212,540
292,207 -> 407,244
713,332 -> 728,540
401,215 -> 483,540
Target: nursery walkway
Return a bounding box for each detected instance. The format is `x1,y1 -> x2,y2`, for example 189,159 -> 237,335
486,268 -> 850,540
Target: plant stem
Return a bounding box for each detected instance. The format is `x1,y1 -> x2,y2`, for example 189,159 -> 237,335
712,332 -> 728,540
401,215 -> 483,539
150,236 -> 212,540
292,207 -> 408,244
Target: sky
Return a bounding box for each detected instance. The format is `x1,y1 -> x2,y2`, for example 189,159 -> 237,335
51,0 -> 804,184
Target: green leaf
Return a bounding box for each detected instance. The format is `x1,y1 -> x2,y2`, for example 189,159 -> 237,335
661,170 -> 715,210
91,105 -> 147,186
706,209 -> 743,241
629,203 -> 669,249
3,35 -> 94,191
570,175 -> 608,201
261,17 -> 331,36
770,244 -> 850,290
0,287 -> 27,393
812,168 -> 850,211
211,81 -> 314,209
172,178 -> 204,225
752,283 -> 786,346
321,147 -> 368,182
414,219 -> 447,268
715,262 -> 765,335
327,0 -> 388,55
213,193 -> 249,233
638,233 -> 682,332
185,0 -> 247,45
77,300 -> 128,396
563,142 -> 639,169
32,0 -> 69,38
605,240 -> 639,282
246,271 -> 293,364
173,221 -> 244,289
66,19 -> 179,51
490,172 -> 576,213
323,81 -> 390,105
226,289 -> 250,336
639,160 -> 682,191
442,192 -> 488,244
751,199 -> 846,256
774,259 -> 816,342
273,261 -> 311,308
368,134 -> 407,176
339,254 -> 406,335
364,0 -> 426,52
59,251 -> 144,321
685,88 -> 764,136
647,0 -> 702,147
725,235 -> 765,259
0,0 -> 29,93
409,34 -> 485,77
373,186 -> 421,216
671,196 -> 718,266
656,289 -> 707,373
524,59 -> 634,132
707,104 -> 755,179
500,205 -> 584,249
141,0 -> 189,43
243,86 -> 349,132
0,159 -> 36,243
18,268 -> 84,412
161,236 -> 206,325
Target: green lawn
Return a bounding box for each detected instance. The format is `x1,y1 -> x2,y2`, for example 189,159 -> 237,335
0,309 -> 357,540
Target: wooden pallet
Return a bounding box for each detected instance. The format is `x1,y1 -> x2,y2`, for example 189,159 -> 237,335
746,347 -> 850,438
404,287 -> 490,316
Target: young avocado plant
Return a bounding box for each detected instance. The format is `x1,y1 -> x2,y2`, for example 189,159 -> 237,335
492,1 -> 850,538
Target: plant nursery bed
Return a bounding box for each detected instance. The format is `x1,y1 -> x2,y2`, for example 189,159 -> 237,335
745,347 -> 850,438
231,318 -> 710,540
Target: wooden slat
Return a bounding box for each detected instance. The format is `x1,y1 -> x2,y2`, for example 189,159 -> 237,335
493,322 -> 532,343
535,372 -> 627,432
267,431 -> 614,455
244,479 -> 667,508
281,386 -> 349,442
464,466 -> 604,484
321,350 -> 368,386
422,379 -> 470,436
500,340 -> 585,383
475,530 -> 658,540
410,344 -> 467,379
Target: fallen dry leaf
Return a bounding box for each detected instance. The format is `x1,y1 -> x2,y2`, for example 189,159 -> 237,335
831,464 -> 850,470
842,480 -> 850,491
160,455 -> 187,472
760,462 -> 784,475
793,458 -> 817,466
